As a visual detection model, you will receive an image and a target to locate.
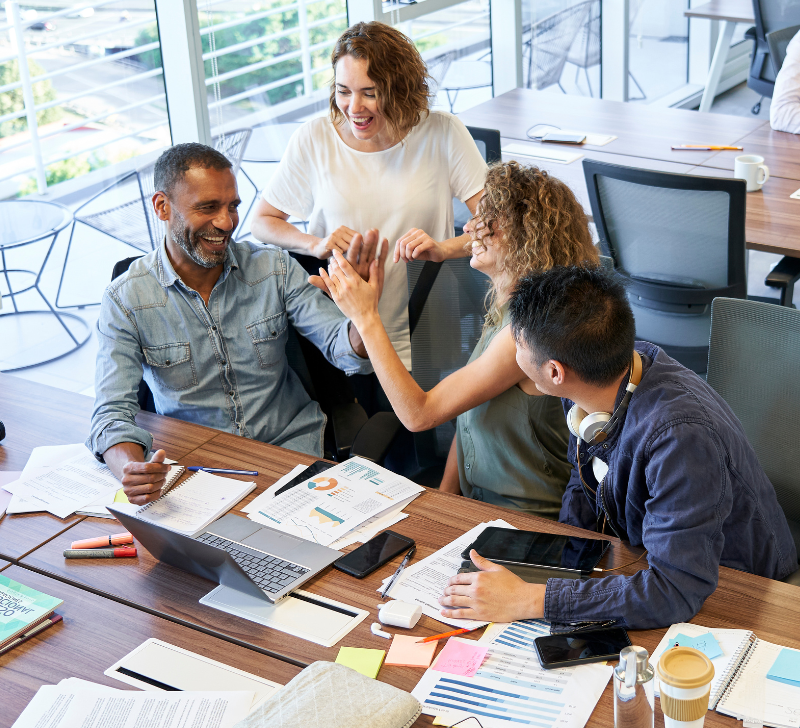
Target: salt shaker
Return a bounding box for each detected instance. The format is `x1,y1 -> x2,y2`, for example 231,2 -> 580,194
614,645 -> 655,728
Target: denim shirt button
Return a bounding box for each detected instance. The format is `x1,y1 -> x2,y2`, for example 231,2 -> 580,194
221,360 -> 227,366
465,463 -> 471,469
212,326 -> 217,331
228,390 -> 234,396
165,359 -> 170,365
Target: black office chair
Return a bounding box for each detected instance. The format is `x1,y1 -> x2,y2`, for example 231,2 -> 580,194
453,126 -> 501,237
584,161 -> 752,375
110,256 -> 401,464
745,0 -> 800,115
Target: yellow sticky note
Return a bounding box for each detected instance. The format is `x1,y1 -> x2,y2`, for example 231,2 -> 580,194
113,489 -> 130,504
385,635 -> 437,668
335,647 -> 386,678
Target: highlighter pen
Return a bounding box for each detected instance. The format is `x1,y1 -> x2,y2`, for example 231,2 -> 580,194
63,547 -> 137,559
71,532 -> 133,550
671,145 -> 743,151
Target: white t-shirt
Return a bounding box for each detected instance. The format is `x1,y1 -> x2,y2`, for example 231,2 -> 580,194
264,110 -> 487,368
771,30 -> 800,134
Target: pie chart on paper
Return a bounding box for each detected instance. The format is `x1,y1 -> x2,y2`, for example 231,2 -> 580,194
308,476 -> 338,491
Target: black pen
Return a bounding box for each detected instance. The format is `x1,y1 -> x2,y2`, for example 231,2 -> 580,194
380,545 -> 416,599
187,467 -> 258,476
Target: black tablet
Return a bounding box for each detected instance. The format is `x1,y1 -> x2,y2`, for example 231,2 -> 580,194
461,527 -> 610,577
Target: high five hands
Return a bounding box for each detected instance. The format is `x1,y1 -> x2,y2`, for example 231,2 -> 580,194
394,228 -> 447,263
309,228 -> 388,326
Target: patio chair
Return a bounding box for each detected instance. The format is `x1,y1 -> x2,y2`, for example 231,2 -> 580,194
525,1 -> 590,92
428,50 -> 493,114
56,128 -> 252,308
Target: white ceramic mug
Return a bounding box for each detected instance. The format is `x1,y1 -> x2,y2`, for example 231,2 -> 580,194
734,154 -> 770,192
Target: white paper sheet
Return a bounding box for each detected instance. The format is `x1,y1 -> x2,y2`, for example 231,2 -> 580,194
478,619 -> 551,653
379,519 -> 516,629
105,639 -> 283,709
6,451 -> 121,519
327,496 -> 414,549
11,685 -> 253,728
242,464 -> 308,513
502,142 -> 583,164
413,642 -> 613,728
5,444 -> 87,514
248,456 -> 424,547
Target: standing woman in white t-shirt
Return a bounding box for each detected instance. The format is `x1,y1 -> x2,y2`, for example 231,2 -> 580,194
250,22 -> 487,400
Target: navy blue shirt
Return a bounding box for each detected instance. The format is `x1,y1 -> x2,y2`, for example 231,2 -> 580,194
544,342 -> 798,630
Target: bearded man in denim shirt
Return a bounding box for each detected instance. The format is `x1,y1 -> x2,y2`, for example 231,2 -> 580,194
438,266 -> 798,629
88,143 -> 383,505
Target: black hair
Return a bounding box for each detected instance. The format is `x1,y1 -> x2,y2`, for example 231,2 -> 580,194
153,143 -> 232,197
509,265 -> 636,386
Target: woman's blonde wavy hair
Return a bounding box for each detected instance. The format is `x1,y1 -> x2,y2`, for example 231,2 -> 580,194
472,161 -> 598,329
329,22 -> 432,142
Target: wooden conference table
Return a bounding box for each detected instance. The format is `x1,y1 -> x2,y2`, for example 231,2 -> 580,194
2,376 -> 800,728
458,89 -> 800,259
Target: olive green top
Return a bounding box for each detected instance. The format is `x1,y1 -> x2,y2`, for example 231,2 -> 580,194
455,307 -> 572,519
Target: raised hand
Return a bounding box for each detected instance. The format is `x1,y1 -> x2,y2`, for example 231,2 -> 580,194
343,229 -> 379,281
394,228 -> 447,263
311,225 -> 358,259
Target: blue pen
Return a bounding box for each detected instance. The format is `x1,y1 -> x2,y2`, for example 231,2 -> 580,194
187,467 -> 259,476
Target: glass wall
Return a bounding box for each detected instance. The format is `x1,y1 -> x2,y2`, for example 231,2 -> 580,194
0,0 -> 169,200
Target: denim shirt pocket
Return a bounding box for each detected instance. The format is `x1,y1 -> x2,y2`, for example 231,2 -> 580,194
247,311 -> 288,368
143,342 -> 197,391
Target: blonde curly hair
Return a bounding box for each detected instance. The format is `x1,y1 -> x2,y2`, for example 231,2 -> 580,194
470,161 -> 598,329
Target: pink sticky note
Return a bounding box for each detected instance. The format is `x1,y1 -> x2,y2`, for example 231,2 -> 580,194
432,637 -> 489,678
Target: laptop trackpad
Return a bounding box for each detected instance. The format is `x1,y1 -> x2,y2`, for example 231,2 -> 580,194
242,529 -> 304,555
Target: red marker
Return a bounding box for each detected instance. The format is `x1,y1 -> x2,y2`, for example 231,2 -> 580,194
71,532 -> 133,549
63,547 -> 137,559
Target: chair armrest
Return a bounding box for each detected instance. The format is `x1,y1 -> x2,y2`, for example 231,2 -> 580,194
351,412 -> 404,463
744,26 -> 756,41
765,256 -> 800,306
329,402 -> 369,461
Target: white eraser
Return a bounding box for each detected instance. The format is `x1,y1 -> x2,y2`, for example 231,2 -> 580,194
378,600 -> 422,629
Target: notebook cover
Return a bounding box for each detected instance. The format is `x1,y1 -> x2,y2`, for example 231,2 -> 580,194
0,574 -> 62,648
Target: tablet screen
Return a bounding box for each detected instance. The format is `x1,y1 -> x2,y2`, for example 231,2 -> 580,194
463,527 -> 609,573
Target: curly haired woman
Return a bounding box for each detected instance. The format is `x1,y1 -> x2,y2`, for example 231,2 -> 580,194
314,161 -> 599,517
250,22 -> 487,388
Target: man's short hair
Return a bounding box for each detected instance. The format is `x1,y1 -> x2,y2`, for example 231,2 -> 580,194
509,265 -> 636,386
153,143 -> 232,198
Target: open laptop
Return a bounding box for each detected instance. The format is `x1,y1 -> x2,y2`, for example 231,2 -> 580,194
108,506 -> 341,603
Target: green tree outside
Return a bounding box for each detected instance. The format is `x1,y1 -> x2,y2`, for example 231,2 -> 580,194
0,59 -> 63,138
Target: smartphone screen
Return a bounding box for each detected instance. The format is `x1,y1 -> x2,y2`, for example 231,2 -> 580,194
535,628 -> 631,668
333,530 -> 414,578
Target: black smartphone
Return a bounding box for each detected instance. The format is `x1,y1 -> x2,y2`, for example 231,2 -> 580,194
333,530 -> 414,579
534,627 -> 631,669
274,460 -> 332,497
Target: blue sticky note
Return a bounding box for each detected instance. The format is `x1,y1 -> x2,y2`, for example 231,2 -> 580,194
673,632 -> 723,660
767,648 -> 800,688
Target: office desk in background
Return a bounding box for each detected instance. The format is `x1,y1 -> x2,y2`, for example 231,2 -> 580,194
684,0 -> 756,114
3,378 -> 800,728
0,564 -> 302,728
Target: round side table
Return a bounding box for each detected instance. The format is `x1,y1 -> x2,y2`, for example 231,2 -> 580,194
0,200 -> 91,372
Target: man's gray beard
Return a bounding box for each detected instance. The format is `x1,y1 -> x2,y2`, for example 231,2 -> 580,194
170,210 -> 225,269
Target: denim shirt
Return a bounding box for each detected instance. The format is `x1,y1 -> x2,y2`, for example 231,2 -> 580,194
88,240 -> 371,459
544,342 -> 798,630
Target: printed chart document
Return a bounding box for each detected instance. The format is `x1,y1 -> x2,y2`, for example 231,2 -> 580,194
413,643 -> 612,728
11,685 -> 253,728
380,519 -> 515,629
5,450 -> 121,518
479,619 -> 552,653
248,456 -> 424,546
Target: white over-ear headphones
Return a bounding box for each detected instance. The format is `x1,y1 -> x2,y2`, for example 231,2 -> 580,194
567,351 -> 643,445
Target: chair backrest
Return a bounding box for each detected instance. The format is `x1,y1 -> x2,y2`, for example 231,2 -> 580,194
136,162 -> 165,249
567,0 -> 600,68
528,1 -> 591,90
583,159 -> 747,374
707,297 -> 800,552
214,128 -> 252,175
767,24 -> 800,75
452,126 -> 501,238
427,51 -> 456,95
750,0 -> 800,89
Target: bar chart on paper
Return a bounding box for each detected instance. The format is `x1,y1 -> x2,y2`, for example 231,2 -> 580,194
412,646 -> 612,728
480,619 -> 551,653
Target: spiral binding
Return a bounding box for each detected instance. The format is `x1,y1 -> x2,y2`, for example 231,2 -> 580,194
137,467 -> 190,512
715,634 -> 758,711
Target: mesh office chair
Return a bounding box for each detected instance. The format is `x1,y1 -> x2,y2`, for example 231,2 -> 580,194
453,126 -> 501,237
57,129 -> 252,308
745,0 -> 800,115
707,297 -> 800,583
584,160 -> 748,375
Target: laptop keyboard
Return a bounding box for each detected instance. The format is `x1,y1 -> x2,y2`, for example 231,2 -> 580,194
196,532 -> 309,593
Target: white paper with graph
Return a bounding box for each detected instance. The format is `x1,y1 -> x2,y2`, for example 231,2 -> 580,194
412,644 -> 613,728
247,456 -> 424,546
479,619 -> 552,653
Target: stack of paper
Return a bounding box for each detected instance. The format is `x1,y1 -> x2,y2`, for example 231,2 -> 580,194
247,457 -> 424,548
379,519 -> 516,629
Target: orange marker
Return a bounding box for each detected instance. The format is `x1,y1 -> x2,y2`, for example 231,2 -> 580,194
71,532 -> 133,550
416,626 -> 482,644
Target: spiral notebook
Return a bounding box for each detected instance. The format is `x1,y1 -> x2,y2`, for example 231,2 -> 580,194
132,470 -> 256,536
652,623 -> 800,728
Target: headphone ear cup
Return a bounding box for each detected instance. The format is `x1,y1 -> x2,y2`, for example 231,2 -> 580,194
567,406 -> 587,439
580,412 -> 612,444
